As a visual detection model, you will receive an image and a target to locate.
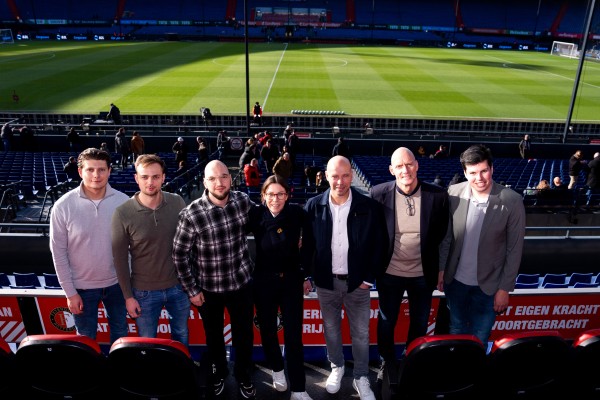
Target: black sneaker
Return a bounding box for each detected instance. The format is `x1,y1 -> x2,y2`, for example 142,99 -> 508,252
239,382 -> 256,399
213,378 -> 225,396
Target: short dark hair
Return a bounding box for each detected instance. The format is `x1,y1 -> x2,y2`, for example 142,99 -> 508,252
135,154 -> 166,173
459,144 -> 493,170
78,147 -> 111,169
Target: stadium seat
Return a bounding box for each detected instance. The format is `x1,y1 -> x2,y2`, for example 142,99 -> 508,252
568,272 -> 594,287
387,334 -> 486,399
0,272 -> 10,287
42,272 -> 61,289
13,272 -> 41,288
486,330 -> 571,399
516,273 -> 540,285
108,337 -> 207,399
540,273 -> 567,287
15,334 -> 110,398
571,328 -> 600,399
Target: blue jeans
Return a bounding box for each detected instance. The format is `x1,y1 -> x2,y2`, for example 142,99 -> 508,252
377,274 -> 432,361
445,278 -> 496,346
133,284 -> 191,347
75,283 -> 128,345
317,279 -> 371,379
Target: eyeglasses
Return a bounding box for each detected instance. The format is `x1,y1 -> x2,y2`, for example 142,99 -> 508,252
265,192 -> 287,200
405,196 -> 415,216
204,174 -> 230,183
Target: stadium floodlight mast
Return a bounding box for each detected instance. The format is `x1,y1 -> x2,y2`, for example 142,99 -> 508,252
563,0 -> 596,144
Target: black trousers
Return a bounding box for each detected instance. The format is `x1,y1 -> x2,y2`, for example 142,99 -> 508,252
198,283 -> 254,384
253,272 -> 306,392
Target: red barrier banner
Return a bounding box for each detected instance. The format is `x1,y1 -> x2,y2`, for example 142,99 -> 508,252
23,292 -> 600,345
490,294 -> 600,341
0,296 -> 27,342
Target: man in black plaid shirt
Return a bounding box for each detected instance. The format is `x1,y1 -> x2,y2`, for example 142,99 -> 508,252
172,160 -> 256,399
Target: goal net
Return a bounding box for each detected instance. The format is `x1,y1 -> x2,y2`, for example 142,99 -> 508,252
0,29 -> 14,44
551,41 -> 579,59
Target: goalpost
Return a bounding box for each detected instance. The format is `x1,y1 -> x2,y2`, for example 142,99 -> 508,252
551,41 -> 579,59
0,28 -> 14,44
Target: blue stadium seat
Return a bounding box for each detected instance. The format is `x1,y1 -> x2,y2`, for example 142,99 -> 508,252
13,272 -> 41,288
540,273 -> 567,287
516,273 -> 540,285
568,272 -> 594,287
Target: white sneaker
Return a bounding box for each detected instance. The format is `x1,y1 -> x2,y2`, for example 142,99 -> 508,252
272,369 -> 288,392
290,391 -> 313,400
325,365 -> 344,394
353,376 -> 375,400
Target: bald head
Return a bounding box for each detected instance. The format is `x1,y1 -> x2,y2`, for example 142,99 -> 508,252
391,147 -> 416,164
326,156 -> 352,204
205,160 -> 228,177
390,147 -> 419,192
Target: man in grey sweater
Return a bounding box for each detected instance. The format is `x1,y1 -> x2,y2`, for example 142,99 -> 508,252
112,154 -> 190,346
50,148 -> 129,345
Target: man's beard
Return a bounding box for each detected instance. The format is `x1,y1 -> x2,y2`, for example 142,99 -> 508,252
210,188 -> 230,201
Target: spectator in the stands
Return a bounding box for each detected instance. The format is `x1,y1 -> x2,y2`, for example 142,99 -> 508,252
197,137 -> 209,164
433,145 -> 448,159
448,172 -> 466,186
239,143 -> 257,171
115,127 -> 130,169
244,159 -> 261,188
107,103 -> 122,125
100,142 -> 109,153
568,149 -> 589,189
518,134 -> 532,159
314,171 -> 329,193
261,140 -> 279,173
586,152 -> 600,192
63,156 -> 80,182
553,176 -> 567,190
130,131 -> 145,161
1,122 -> 13,151
67,127 -> 80,152
432,174 -> 445,187
273,152 -> 293,180
172,137 -> 188,166
331,137 -> 351,160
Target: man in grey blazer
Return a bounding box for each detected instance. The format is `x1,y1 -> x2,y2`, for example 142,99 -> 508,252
438,144 -> 526,346
371,147 -> 448,379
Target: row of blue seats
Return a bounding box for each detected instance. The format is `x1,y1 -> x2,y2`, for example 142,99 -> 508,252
515,272 -> 600,289
0,272 -> 60,290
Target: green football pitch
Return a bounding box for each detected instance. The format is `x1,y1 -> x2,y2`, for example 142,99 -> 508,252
1,41 -> 599,122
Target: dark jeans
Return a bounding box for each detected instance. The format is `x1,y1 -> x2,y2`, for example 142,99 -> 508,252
198,283 -> 254,384
445,278 -> 496,346
377,274 -> 432,362
254,271 -> 306,392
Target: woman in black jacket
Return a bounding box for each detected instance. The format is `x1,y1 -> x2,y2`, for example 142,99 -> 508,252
247,175 -> 313,400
